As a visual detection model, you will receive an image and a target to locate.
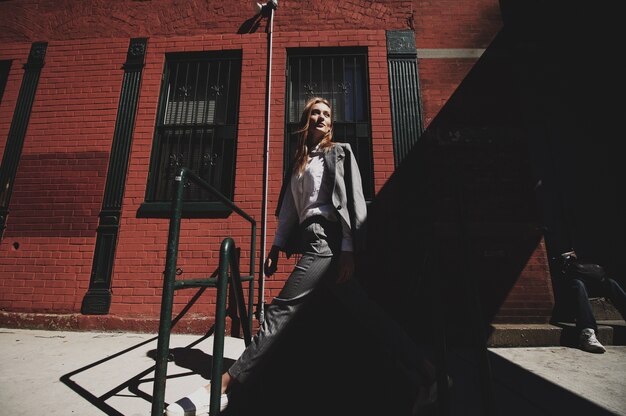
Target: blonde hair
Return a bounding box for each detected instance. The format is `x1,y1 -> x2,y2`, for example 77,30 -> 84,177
292,97 -> 334,174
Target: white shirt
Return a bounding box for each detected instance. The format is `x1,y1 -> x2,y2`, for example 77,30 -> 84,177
273,146 -> 353,251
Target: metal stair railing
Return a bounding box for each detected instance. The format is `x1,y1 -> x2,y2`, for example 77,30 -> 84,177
151,167 -> 256,416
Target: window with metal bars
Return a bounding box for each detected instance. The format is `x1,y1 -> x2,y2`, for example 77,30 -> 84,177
285,47 -> 373,200
145,51 -> 242,208
0,60 -> 11,105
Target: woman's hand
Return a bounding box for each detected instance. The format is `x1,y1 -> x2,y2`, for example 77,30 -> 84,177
336,251 -> 354,284
264,245 -> 280,277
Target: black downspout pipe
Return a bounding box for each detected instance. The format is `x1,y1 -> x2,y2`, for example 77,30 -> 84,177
259,0 -> 278,325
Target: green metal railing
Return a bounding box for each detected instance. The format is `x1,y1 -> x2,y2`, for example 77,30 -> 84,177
151,167 -> 256,416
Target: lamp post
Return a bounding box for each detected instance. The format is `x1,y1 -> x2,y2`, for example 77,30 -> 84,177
257,0 -> 278,325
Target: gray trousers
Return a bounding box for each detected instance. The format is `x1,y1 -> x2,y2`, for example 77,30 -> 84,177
227,217 -> 428,389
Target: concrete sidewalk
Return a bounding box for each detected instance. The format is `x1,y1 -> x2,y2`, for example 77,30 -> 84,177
0,328 -> 245,416
1,327 -> 625,416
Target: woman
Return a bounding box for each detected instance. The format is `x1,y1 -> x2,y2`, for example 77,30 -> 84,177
166,97 -> 437,416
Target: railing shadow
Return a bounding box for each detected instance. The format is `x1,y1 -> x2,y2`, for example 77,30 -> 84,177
59,286 -> 223,416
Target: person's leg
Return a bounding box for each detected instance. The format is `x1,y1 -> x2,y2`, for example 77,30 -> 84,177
319,218 -> 436,401
228,220 -> 335,385
226,252 -> 332,385
328,277 -> 433,391
567,278 -> 606,353
567,278 -> 597,332
166,221 -> 334,416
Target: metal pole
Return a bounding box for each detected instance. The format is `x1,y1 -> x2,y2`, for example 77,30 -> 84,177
151,169 -> 186,416
209,237 -> 232,416
259,0 -> 277,325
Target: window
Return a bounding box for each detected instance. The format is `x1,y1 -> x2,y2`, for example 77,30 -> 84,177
285,48 -> 373,200
145,51 -> 242,209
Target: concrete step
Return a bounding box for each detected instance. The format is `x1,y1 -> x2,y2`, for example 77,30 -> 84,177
488,297 -> 625,348
590,296 -> 622,320
488,320 -> 626,347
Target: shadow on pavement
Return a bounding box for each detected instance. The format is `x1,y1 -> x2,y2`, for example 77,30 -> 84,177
220,288 -> 418,416
59,334 -> 160,416
59,289 -> 220,416
489,351 -> 618,416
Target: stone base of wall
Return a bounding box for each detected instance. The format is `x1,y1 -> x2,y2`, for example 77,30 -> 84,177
0,311 -> 249,335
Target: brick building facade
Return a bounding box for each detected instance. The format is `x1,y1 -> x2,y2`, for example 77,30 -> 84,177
0,0 -> 555,334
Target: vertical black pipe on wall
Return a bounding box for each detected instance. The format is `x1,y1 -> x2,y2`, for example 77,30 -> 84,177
258,0 -> 278,325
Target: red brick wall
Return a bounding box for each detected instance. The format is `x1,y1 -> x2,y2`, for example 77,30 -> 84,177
0,0 -> 502,45
0,39 -> 128,312
496,238 -> 554,323
413,0 -> 502,48
0,0 -> 552,330
418,59 -> 477,126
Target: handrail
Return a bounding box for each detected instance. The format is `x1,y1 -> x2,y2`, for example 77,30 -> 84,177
177,167 -> 256,225
173,167 -> 258,330
150,167 -> 257,416
175,167 -> 256,285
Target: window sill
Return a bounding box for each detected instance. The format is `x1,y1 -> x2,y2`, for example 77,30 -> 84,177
137,201 -> 233,219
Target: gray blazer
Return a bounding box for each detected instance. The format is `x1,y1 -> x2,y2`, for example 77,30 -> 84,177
275,142 -> 368,256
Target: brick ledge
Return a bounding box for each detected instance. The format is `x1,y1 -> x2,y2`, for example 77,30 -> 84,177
0,311 -> 226,334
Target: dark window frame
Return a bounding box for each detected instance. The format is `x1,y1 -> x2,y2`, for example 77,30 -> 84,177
284,47 -> 374,201
140,50 -> 242,217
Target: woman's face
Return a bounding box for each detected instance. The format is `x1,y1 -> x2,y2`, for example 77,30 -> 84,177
308,102 -> 332,140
